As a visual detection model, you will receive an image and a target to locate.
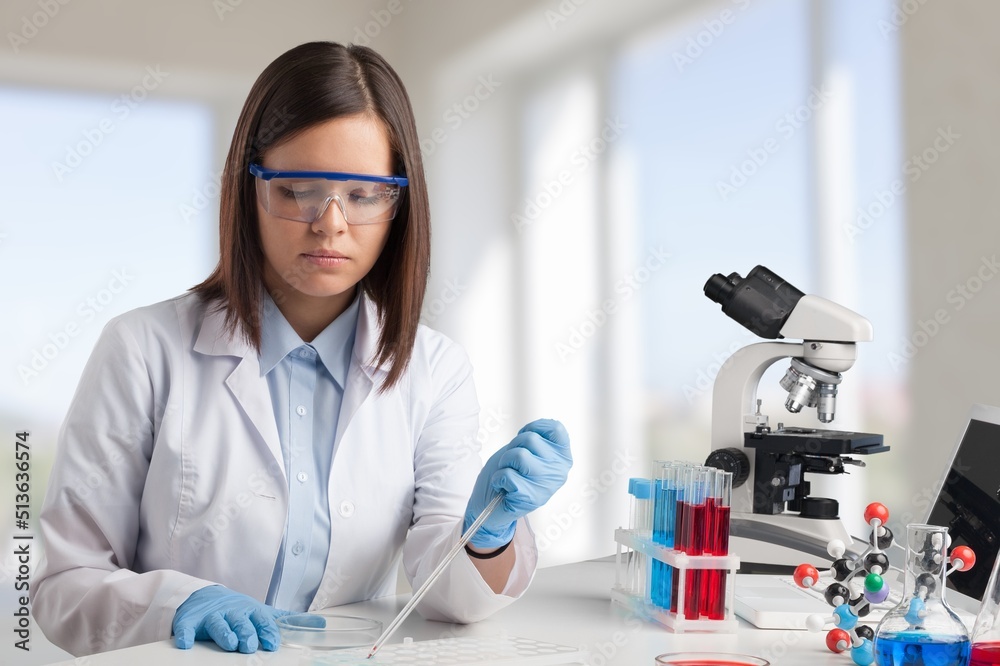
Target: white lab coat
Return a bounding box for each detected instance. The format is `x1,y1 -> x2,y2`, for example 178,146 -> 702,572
33,290 -> 537,656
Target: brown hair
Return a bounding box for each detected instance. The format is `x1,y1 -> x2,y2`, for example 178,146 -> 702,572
190,42 -> 430,393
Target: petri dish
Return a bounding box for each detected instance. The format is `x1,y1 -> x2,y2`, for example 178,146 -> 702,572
276,613 -> 382,650
654,653 -> 770,666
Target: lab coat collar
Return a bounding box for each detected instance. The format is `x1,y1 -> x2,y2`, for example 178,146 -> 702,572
193,289 -> 388,469
193,289 -> 388,381
257,291 -> 360,389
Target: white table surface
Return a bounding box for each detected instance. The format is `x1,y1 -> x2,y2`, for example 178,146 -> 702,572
44,557 -> 926,666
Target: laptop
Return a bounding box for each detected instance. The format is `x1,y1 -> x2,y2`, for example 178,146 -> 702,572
733,403 -> 1000,629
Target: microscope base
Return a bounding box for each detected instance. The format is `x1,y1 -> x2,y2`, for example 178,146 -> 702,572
728,511 -> 857,564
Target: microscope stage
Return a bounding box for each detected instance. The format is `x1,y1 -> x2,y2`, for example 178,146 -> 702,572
745,427 -> 888,456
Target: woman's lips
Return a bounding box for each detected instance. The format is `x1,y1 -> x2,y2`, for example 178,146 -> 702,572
302,252 -> 348,266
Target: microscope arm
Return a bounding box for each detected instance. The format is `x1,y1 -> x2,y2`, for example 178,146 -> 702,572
711,341 -> 803,513
710,339 -> 862,515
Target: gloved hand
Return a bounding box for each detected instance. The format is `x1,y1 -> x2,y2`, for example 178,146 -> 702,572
172,584 -> 290,653
464,418 -> 572,549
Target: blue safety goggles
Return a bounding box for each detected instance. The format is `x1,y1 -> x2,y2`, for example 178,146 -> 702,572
249,163 -> 409,225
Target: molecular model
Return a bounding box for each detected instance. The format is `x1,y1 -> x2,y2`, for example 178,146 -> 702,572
792,503 -> 976,666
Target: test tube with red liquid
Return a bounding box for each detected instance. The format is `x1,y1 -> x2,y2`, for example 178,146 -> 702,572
701,469 -> 732,620
681,467 -> 711,617
669,465 -> 691,614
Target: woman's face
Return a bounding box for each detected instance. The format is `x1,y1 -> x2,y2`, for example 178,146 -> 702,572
256,113 -> 395,304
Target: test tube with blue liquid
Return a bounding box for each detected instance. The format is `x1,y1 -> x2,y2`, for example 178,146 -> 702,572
651,462 -> 675,608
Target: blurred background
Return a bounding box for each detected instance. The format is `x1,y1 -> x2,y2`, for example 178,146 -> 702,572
1,0 -> 998,662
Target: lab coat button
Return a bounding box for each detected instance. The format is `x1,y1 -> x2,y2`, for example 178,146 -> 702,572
339,501 -> 355,518
292,541 -> 304,556
296,405 -> 307,416
297,471 -> 308,483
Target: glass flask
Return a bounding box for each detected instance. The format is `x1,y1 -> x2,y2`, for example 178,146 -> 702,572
873,524 -> 971,666
970,544 -> 1000,666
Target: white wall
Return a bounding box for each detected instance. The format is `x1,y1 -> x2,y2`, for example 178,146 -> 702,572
898,1 -> 1000,526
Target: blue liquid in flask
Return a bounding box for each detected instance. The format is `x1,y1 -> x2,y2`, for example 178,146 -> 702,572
874,631 -> 971,666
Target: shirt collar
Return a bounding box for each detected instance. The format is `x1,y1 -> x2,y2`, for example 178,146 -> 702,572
259,290 -> 361,390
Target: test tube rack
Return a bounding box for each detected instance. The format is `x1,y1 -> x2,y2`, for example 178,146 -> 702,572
611,528 -> 740,633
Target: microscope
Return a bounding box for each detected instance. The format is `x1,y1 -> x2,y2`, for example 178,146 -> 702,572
703,266 -> 889,560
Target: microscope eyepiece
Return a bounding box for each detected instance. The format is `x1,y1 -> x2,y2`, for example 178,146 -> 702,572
704,265 -> 805,339
704,272 -> 738,305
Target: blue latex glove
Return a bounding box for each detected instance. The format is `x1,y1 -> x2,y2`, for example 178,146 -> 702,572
464,418 -> 572,549
172,585 -> 290,653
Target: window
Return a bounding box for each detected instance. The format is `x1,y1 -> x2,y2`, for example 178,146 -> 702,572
1,85 -> 215,435
511,0 -> 903,561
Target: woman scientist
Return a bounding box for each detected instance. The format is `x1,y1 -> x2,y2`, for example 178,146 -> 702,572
33,41 -> 572,656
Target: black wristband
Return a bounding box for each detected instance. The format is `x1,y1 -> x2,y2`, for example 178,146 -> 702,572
465,539 -> 512,560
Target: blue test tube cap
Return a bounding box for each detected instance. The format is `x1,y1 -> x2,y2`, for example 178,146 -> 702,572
628,477 -> 640,496
633,479 -> 652,500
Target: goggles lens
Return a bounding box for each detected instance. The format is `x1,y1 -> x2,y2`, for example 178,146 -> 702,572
251,165 -> 406,225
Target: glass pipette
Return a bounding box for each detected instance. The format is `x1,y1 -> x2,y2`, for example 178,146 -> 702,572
366,491 -> 507,659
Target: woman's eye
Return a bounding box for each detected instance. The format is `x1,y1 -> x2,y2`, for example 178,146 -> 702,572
349,193 -> 380,206
348,187 -> 397,206
279,186 -> 315,199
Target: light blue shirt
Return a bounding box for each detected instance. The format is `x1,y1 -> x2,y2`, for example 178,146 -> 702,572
258,290 -> 360,612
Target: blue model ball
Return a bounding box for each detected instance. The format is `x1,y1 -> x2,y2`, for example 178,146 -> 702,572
833,604 -> 859,630
905,597 -> 926,626
851,637 -> 875,666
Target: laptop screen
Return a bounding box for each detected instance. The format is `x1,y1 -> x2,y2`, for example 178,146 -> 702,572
927,414 -> 1000,601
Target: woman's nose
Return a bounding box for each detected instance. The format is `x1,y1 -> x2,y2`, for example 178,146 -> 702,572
312,194 -> 350,233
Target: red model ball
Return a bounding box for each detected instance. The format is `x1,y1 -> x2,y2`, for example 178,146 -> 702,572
950,545 -> 976,572
795,563 -> 820,588
864,502 -> 889,526
826,628 -> 851,653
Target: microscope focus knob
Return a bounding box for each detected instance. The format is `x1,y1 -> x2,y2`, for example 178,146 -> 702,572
705,448 -> 751,488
